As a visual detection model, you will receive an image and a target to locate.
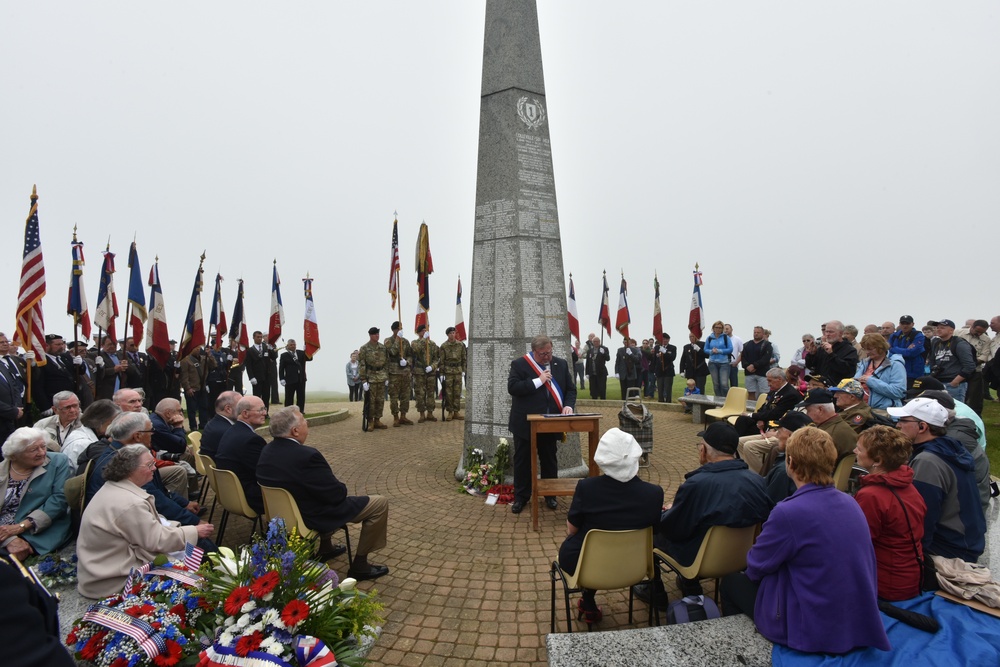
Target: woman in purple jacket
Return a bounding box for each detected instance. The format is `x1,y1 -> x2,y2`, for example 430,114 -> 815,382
721,427 -> 890,654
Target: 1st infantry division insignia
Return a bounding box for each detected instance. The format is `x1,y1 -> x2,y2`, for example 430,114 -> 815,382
517,96 -> 546,129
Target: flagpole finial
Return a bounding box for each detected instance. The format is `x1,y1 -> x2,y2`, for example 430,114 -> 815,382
106,237 -> 111,251
393,210 -> 398,220
602,269 -> 607,277
273,258 -> 277,265
155,255 -> 159,263
694,262 -> 699,270
200,251 -> 206,263
569,272 -> 572,279
31,184 -> 37,200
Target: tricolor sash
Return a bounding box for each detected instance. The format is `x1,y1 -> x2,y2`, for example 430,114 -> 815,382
523,353 -> 564,412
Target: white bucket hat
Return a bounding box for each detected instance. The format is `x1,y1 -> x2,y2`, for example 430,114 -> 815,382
593,428 -> 642,482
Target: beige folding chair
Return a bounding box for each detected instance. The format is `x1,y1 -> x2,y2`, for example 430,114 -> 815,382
550,527 -> 654,633
727,394 -> 767,425
653,524 -> 758,619
259,483 -> 352,568
210,466 -> 263,544
198,454 -> 219,522
704,387 -> 749,422
192,448 -> 211,504
833,453 -> 857,492
187,430 -> 202,453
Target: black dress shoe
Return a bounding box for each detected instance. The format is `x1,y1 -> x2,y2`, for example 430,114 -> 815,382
510,501 -> 525,514
545,497 -> 558,510
348,564 -> 389,581
316,544 -> 348,561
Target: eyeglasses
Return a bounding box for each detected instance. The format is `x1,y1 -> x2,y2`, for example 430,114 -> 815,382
143,462 -> 157,470
896,418 -> 920,424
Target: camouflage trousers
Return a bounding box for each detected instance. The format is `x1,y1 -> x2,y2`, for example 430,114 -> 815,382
366,382 -> 386,420
388,373 -> 411,416
442,373 -> 463,412
413,373 -> 438,413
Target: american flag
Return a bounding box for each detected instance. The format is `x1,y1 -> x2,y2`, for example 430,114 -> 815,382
388,217 -> 400,309
183,542 -> 204,571
16,186 -> 47,366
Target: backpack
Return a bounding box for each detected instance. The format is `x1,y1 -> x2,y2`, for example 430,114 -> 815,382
666,595 -> 721,624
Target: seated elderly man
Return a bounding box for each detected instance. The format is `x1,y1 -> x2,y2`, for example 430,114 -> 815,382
830,379 -> 873,434
257,406 -> 390,581
636,422 -> 771,607
64,399 -> 120,471
888,398 -> 986,562
84,412 -> 203,527
112,388 -> 146,414
199,391 -> 241,459
33,391 -> 95,454
735,368 -> 804,474
763,412 -> 815,503
214,396 -> 268,514
149,398 -> 199,497
797,389 -> 857,457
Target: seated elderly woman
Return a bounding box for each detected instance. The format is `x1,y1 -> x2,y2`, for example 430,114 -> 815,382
854,425 -> 926,601
77,444 -> 214,599
721,427 -> 890,654
0,427 -> 72,560
557,428 -> 663,626
62,399 -> 120,471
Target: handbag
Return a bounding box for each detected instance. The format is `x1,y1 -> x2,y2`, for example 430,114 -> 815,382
886,484 -> 938,591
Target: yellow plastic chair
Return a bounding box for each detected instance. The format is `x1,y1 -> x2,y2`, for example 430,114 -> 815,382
210,466 -> 263,544
728,394 -> 767,425
704,387 -> 749,422
259,484 -> 353,568
192,448 -> 211,504
187,430 -> 202,453
653,524 -> 758,617
833,453 -> 857,493
198,454 -> 219,521
550,527 -> 654,633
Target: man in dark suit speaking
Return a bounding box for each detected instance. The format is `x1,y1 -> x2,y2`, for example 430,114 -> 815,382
508,335 -> 577,514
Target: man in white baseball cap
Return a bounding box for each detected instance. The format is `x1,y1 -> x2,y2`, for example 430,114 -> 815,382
887,398 -> 985,562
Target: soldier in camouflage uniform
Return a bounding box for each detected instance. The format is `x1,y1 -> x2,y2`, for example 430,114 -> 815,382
410,324 -> 440,423
439,326 -> 467,420
358,326 -> 389,430
384,321 -> 414,427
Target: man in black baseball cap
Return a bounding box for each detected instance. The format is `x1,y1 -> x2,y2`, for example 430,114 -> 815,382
646,421 -> 771,600
888,315 -> 926,388
926,319 -> 976,405
795,389 -> 856,457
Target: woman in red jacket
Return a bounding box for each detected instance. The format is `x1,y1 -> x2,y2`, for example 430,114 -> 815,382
854,425 -> 927,600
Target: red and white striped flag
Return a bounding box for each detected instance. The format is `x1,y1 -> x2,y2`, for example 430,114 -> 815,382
615,273 -> 631,339
388,216 -> 400,309
567,274 -> 580,341
454,276 -> 467,341
15,186 -> 47,366
302,276 -> 321,359
688,265 -> 705,338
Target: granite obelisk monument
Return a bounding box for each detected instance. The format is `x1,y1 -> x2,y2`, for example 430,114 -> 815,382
459,0 -> 585,478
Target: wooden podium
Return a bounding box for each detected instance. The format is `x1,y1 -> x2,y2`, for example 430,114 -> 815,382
526,414 -> 601,531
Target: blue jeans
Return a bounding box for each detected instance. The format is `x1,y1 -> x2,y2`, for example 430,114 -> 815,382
709,362 -> 730,398
729,364 -> 739,388
944,381 -> 967,404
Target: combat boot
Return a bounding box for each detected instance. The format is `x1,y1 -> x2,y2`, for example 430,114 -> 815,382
453,411 -> 465,420
392,415 -> 401,427
417,412 -> 426,423
400,413 -> 414,425
373,419 -> 388,430
425,412 -> 438,422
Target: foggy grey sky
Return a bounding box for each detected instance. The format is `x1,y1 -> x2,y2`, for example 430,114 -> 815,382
3,2 -> 998,391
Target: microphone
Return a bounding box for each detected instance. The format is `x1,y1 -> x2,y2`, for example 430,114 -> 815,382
544,364 -> 551,381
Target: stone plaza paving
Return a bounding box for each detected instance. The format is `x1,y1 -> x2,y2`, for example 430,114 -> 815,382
286,400 -> 705,667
